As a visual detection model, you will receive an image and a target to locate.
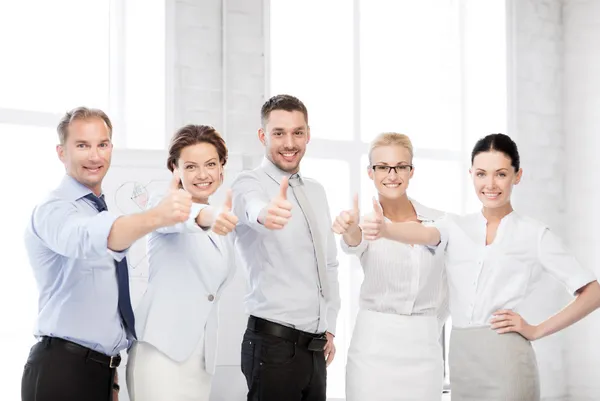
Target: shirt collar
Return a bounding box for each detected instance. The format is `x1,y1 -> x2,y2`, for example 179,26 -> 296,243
477,209 -> 517,223
260,157 -> 303,184
57,174 -> 103,202
408,197 -> 444,222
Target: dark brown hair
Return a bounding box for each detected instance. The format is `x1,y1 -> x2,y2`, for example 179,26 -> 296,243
260,94 -> 308,126
471,133 -> 520,171
167,125 -> 228,171
57,107 -> 113,144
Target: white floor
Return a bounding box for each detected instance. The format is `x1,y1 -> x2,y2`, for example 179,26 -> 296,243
326,396 -> 451,401
118,363 -> 454,401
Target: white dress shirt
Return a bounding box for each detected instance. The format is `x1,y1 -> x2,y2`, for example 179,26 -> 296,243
435,211 -> 597,328
134,197 -> 236,372
341,199 -> 448,329
231,158 -> 341,334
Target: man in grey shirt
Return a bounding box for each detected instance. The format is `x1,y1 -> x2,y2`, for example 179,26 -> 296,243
232,94 -> 340,401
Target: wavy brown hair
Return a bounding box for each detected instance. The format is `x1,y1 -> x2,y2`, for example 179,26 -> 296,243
166,125 -> 228,171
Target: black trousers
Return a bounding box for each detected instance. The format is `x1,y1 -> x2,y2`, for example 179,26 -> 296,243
21,337 -> 116,401
241,322 -> 327,401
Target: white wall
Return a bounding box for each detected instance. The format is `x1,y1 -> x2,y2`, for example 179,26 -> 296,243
509,1 -> 570,399
510,1 -> 600,400
563,1 -> 600,400
172,0 -> 265,160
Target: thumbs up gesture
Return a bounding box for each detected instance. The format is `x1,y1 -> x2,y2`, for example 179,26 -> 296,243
361,197 -> 386,241
332,194 -> 360,235
261,176 -> 293,230
211,189 -> 239,236
157,170 -> 193,226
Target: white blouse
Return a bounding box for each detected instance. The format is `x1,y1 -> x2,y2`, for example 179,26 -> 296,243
341,199 -> 449,327
436,211 -> 597,328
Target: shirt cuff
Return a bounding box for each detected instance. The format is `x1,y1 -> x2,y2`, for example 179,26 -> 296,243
339,235 -> 368,255
188,203 -> 211,231
246,199 -> 271,234
566,273 -> 597,296
423,219 -> 449,252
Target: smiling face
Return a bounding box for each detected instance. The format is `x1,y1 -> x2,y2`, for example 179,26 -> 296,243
259,109 -> 310,174
176,142 -> 223,203
470,150 -> 522,210
56,117 -> 113,195
368,144 -> 414,200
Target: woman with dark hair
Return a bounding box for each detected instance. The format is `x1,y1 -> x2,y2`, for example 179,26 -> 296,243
359,133 -> 600,400
126,125 -> 238,401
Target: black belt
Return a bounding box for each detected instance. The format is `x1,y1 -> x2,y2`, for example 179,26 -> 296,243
247,316 -> 326,348
41,336 -> 121,368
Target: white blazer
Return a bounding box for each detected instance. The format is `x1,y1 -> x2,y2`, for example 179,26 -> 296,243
134,202 -> 236,374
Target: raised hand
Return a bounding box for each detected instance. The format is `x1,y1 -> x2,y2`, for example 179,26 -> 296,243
261,176 -> 293,230
361,197 -> 385,241
332,194 -> 360,235
156,170 -> 192,226
212,189 -> 239,235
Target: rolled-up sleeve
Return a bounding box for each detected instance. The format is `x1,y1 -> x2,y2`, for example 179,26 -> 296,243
231,172 -> 270,235
538,228 -> 597,295
32,199 -> 118,259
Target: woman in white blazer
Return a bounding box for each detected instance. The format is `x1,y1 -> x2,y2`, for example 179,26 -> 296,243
126,125 -> 239,401
361,133 -> 600,401
332,133 -> 448,401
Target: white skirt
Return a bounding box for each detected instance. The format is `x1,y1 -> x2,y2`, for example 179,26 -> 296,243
126,339 -> 212,401
449,326 -> 540,401
346,310 -> 444,401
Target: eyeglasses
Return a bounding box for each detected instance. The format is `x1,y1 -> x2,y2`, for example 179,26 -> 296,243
371,164 -> 413,174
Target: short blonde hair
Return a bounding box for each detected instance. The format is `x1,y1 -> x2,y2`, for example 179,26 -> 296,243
369,132 -> 414,163
57,107 -> 113,145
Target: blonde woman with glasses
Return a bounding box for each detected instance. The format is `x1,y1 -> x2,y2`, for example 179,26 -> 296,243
332,133 -> 447,401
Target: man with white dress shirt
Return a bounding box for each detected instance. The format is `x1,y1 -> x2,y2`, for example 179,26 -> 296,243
21,107 -> 194,401
232,94 -> 341,401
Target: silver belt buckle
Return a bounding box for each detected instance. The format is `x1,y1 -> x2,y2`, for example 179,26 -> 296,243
109,356 -> 118,368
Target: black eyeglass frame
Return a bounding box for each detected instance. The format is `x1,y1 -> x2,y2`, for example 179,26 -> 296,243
371,164 -> 414,174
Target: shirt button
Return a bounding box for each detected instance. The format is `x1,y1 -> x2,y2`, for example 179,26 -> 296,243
208,294 -> 215,302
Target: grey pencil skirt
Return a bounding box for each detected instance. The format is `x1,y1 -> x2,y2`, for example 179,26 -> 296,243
449,326 -> 540,401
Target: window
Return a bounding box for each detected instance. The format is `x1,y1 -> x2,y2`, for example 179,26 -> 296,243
270,0 -> 507,397
0,1 -> 110,113
0,1 -> 170,398
360,0 -> 462,151
269,0 -> 354,141
121,0 -> 167,149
